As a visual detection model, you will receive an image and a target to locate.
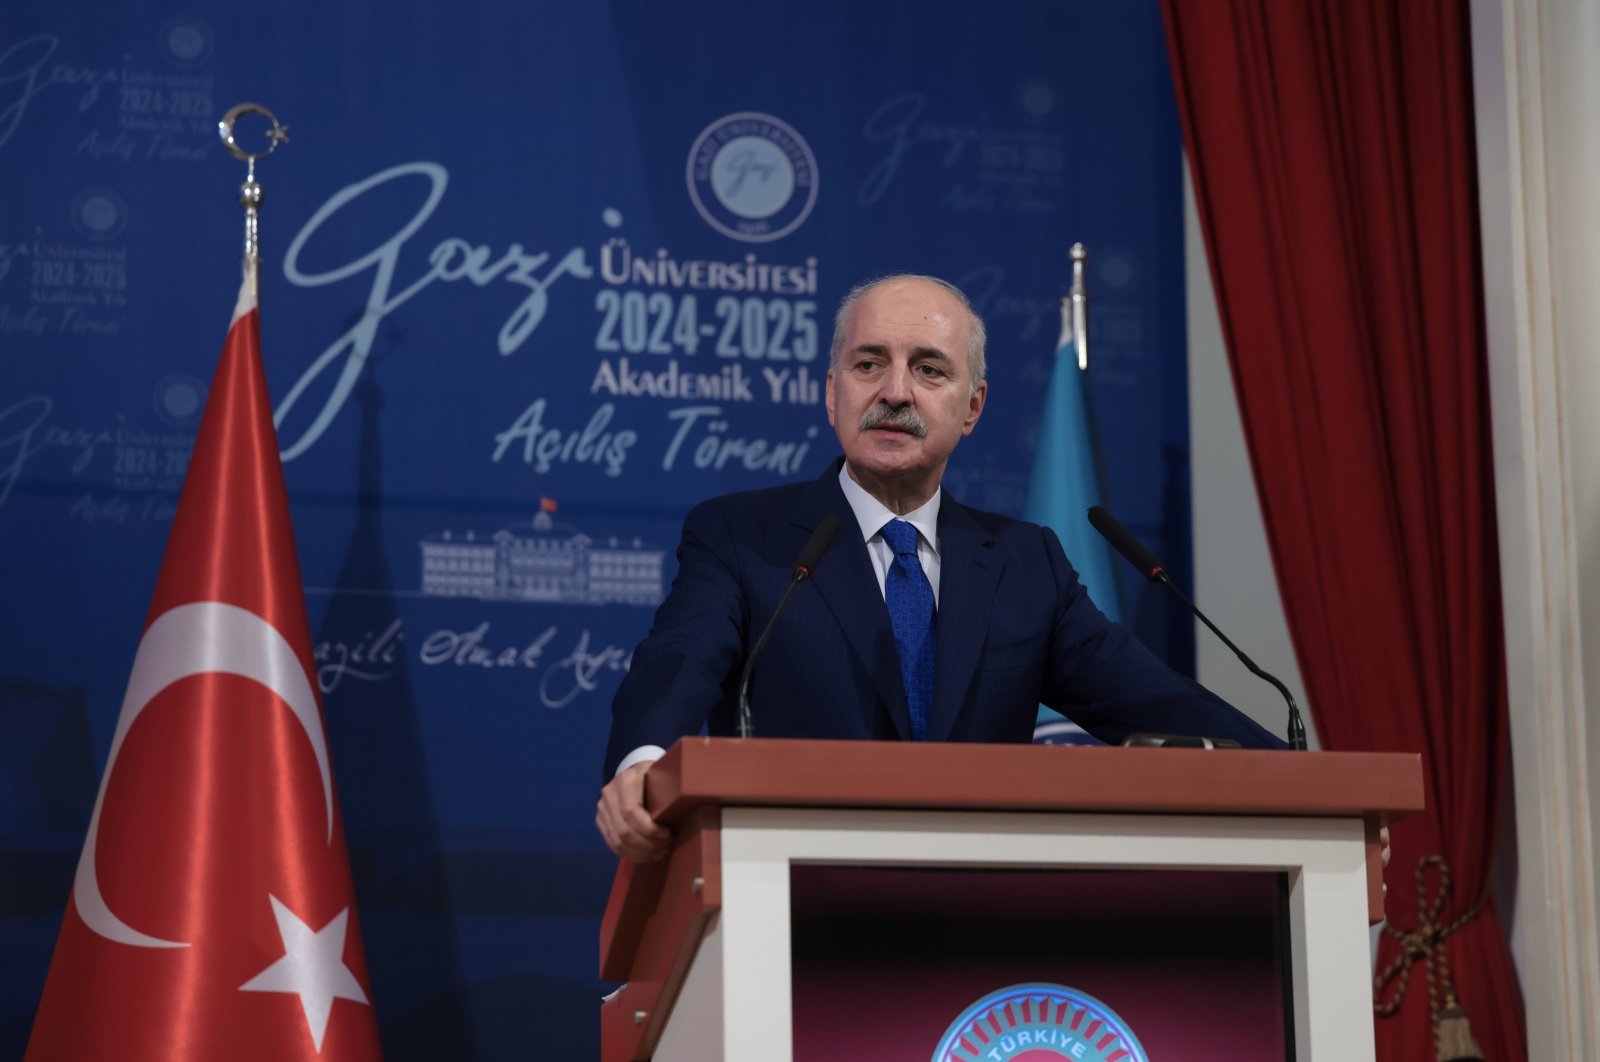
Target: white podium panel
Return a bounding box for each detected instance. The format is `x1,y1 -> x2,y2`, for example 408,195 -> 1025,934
653,807 -> 1373,1062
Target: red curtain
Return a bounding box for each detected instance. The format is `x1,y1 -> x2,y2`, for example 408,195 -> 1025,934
1160,1 -> 1525,1059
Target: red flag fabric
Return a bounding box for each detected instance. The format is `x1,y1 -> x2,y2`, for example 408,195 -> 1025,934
27,262 -> 382,1061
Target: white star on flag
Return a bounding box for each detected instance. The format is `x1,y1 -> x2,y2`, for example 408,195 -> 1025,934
240,895 -> 370,1052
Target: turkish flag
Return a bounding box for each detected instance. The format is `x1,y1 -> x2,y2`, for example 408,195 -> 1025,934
27,262 -> 382,1060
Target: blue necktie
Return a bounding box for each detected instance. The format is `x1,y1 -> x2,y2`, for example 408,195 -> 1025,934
881,519 -> 935,740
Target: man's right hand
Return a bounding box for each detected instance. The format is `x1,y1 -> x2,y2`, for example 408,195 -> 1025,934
596,760 -> 672,862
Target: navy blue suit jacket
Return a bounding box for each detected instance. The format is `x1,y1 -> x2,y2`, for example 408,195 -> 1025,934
603,461 -> 1282,776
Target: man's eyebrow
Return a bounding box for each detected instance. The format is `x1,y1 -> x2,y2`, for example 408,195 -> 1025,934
847,343 -> 952,362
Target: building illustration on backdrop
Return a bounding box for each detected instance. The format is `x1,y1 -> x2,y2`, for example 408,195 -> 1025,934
419,509 -> 665,606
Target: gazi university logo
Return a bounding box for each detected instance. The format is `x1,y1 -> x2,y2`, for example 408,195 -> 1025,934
686,111 -> 818,243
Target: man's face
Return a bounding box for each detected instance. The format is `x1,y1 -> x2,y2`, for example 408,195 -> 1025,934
825,279 -> 987,494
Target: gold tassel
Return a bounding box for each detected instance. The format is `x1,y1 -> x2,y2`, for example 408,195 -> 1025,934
1436,994 -> 1484,1061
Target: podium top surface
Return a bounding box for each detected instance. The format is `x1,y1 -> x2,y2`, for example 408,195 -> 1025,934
645,737 -> 1424,825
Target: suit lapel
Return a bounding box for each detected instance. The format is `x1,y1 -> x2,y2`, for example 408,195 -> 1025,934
792,464 -> 911,739
928,496 -> 1001,741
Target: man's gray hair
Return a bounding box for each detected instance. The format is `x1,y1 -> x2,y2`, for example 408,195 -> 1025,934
829,274 -> 987,389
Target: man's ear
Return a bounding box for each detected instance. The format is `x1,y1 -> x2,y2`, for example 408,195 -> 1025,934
962,380 -> 988,435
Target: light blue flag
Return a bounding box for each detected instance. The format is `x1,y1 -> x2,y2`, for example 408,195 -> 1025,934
1025,323 -> 1122,746
1023,332 -> 1122,624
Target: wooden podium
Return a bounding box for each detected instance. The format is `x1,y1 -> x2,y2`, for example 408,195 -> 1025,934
599,738 -> 1422,1061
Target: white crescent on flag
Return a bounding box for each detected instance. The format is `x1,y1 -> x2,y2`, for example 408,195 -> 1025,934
73,600 -> 334,949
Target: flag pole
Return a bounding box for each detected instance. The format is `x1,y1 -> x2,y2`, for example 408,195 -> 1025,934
1069,241 -> 1089,372
217,102 -> 290,289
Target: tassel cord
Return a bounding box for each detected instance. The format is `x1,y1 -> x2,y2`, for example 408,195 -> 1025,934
1372,856 -> 1488,1059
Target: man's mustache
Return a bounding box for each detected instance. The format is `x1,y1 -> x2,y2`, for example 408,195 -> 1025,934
859,403 -> 928,437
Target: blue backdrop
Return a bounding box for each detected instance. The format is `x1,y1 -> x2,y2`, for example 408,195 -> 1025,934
0,2 -> 1194,1056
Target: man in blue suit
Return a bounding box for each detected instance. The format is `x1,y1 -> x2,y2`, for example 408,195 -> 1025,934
596,274 -> 1283,861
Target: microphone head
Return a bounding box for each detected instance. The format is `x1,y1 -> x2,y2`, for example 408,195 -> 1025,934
1087,505 -> 1166,582
793,514 -> 840,579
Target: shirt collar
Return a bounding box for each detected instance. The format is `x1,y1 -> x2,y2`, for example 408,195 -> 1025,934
836,464 -> 941,555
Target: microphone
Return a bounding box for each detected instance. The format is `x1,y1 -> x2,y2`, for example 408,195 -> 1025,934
736,515 -> 840,738
1087,506 -> 1309,751
792,517 -> 836,580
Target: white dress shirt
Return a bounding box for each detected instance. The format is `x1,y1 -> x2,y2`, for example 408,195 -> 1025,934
836,464 -> 943,603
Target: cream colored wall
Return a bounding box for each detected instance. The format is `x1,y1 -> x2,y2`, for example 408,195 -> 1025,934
1468,0 -> 1600,1056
